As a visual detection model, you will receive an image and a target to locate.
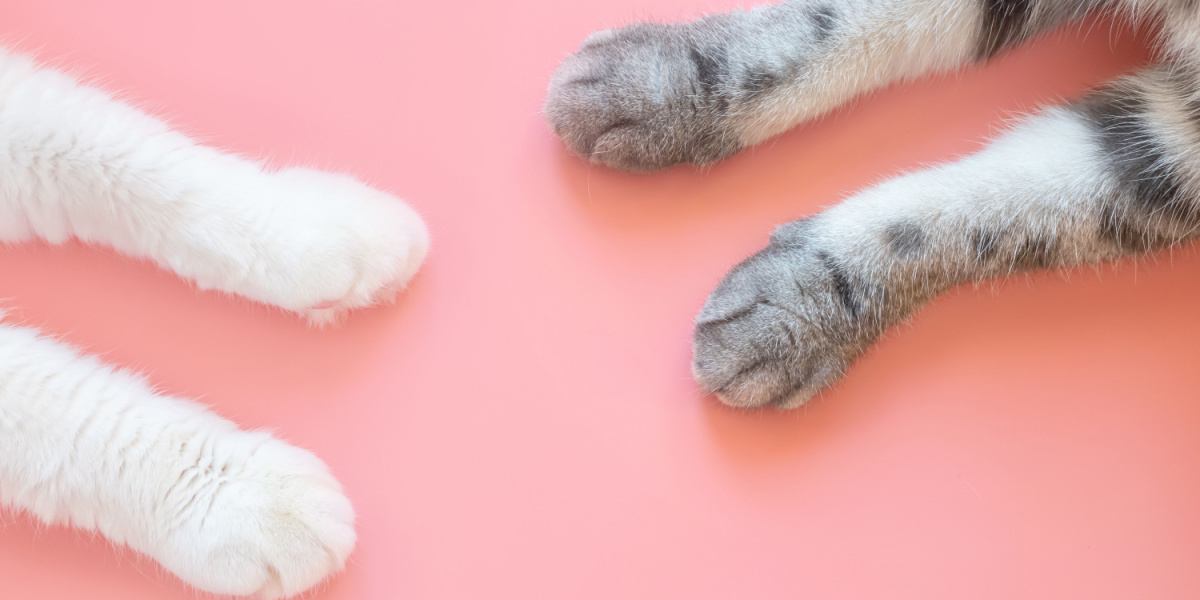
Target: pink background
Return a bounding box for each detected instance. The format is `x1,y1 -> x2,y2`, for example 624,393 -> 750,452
1,2 -> 1197,599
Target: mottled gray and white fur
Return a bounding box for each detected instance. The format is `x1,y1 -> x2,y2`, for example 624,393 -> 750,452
546,0 -> 1200,408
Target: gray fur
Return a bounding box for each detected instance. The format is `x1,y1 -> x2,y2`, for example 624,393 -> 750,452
692,237 -> 887,408
976,0 -> 1034,59
1077,78 -> 1200,250
548,0 -> 1200,409
545,2 -> 845,170
809,5 -> 838,43
544,20 -> 743,170
769,217 -> 814,246
883,221 -> 927,258
969,228 -> 1003,262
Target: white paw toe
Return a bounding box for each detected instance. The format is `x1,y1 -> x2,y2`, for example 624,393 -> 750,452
156,434 -> 357,598
229,167 -> 430,324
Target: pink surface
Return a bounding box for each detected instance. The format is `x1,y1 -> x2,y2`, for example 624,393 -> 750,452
0,3 -> 1197,599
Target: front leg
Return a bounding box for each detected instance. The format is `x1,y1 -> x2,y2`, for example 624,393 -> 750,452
0,323 -> 355,597
0,49 -> 429,324
544,0 -> 1166,171
693,64 -> 1200,407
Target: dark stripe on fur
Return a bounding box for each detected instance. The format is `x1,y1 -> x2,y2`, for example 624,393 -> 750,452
741,69 -> 780,100
977,0 -> 1033,60
969,228 -> 1055,269
1097,203 -> 1163,251
810,6 -> 837,43
970,228 -> 1002,262
817,251 -> 860,319
690,45 -> 730,113
883,221 -> 926,258
1077,82 -> 1200,249
1014,235 -> 1054,268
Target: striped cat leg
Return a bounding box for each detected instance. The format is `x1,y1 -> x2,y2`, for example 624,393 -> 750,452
545,0 -> 1169,170
691,63 -> 1200,407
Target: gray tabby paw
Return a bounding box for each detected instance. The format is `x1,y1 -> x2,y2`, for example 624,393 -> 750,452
545,23 -> 740,171
691,221 -> 883,408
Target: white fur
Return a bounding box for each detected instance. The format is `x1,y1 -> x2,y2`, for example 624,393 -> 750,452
0,47 -> 429,596
0,323 -> 356,597
0,48 -> 430,325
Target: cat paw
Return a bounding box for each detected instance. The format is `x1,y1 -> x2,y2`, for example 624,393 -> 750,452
545,22 -> 741,170
154,434 -> 356,598
691,221 -> 885,408
206,168 -> 430,325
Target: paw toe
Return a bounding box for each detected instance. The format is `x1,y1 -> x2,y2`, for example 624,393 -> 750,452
161,436 -> 357,598
545,24 -> 738,170
691,240 -> 871,408
266,168 -> 430,323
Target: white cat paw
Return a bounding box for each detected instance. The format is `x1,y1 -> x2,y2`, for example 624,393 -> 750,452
203,167 -> 430,325
153,434 -> 357,598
